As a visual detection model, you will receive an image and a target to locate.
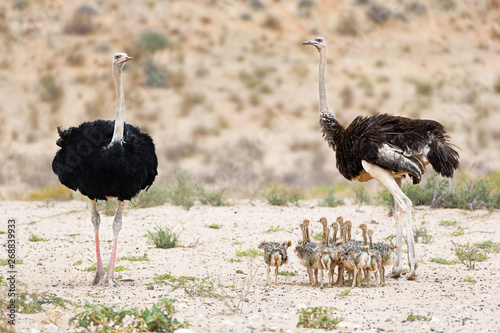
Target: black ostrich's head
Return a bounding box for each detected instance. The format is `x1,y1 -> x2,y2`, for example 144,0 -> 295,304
302,36 -> 326,51
113,52 -> 133,68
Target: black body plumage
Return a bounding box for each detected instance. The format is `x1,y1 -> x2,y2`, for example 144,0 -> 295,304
52,119 -> 158,201
320,112 -> 459,184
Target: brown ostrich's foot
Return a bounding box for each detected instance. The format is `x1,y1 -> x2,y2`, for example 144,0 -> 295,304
388,269 -> 401,279
406,263 -> 418,280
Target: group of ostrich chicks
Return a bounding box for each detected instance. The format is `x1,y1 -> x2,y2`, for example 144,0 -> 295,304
258,217 -> 397,288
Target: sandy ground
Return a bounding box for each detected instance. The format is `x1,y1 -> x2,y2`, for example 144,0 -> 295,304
1,199 -> 499,332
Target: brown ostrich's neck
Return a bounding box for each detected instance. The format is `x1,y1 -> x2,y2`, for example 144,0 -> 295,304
317,46 -> 345,150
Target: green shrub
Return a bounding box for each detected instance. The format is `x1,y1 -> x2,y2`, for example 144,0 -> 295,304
39,74 -> 64,109
134,183 -> 168,208
235,248 -> 262,258
353,185 -> 371,204
28,234 -> 48,242
167,170 -> 199,210
142,59 -> 170,88
429,257 -> 455,265
69,299 -> 187,332
414,226 -> 433,244
97,198 -> 119,216
134,31 -> 172,54
453,242 -> 488,270
262,183 -> 302,206
147,225 -> 179,249
297,306 -> 344,329
318,188 -> 345,207
475,240 -> 500,253
406,312 -> 431,322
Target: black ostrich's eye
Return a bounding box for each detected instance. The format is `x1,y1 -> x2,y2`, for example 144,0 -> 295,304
115,55 -> 120,59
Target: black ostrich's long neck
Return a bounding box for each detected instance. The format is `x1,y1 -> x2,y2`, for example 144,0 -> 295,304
111,64 -> 125,143
317,46 -> 344,151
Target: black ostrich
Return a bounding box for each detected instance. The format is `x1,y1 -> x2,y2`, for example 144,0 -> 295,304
52,53 -> 158,286
303,36 -> 459,280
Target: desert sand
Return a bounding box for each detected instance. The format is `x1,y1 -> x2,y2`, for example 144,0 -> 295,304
2,199 -> 499,332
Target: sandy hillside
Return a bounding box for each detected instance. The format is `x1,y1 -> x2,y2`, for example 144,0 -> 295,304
1,200 -> 499,332
1,0 -> 500,198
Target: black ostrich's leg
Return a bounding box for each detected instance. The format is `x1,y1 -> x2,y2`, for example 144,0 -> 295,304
90,200 -> 105,285
100,200 -> 124,287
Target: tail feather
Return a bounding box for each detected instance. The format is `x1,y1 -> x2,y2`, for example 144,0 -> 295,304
428,139 -> 459,178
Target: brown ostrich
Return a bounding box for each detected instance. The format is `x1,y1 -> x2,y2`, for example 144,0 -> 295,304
303,36 -> 459,280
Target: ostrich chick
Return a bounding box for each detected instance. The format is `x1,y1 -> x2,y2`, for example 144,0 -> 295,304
368,229 -> 397,286
295,219 -> 318,285
342,245 -> 371,288
258,240 -> 292,284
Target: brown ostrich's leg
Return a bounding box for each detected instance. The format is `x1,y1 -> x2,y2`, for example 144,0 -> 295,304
90,200 -> 105,285
361,161 -> 418,280
100,200 -> 125,287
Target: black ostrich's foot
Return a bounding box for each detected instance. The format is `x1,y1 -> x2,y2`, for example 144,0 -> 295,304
92,269 -> 105,286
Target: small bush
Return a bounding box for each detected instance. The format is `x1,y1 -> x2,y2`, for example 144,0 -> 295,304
337,288 -> 352,297
376,173 -> 500,211
28,234 -> 48,242
453,242 -> 488,270
461,277 -> 477,284
16,292 -> 74,314
439,219 -> 459,226
134,183 -> 168,208
134,31 -> 172,54
206,224 -> 222,229
235,248 -> 262,258
406,312 -> 431,322
0,258 -> 23,265
25,184 -> 73,201
318,188 -> 345,207
39,74 -> 64,109
336,11 -> 359,36
181,92 -> 206,116
414,81 -> 433,96
147,225 -> 179,249
119,253 -> 150,262
199,188 -> 226,206
97,198 -> 119,216
414,226 -> 432,244
262,183 -> 302,206
278,271 -> 297,276
429,257 -> 455,265
493,78 -> 500,94
142,59 -> 170,88
64,5 -> 97,35
69,299 -> 187,332
167,170 -> 199,210
354,185 -> 371,204
297,306 -> 344,329
475,240 -> 500,253
450,227 -> 465,237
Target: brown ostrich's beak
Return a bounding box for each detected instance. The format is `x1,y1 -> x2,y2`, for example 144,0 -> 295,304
302,39 -> 317,46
